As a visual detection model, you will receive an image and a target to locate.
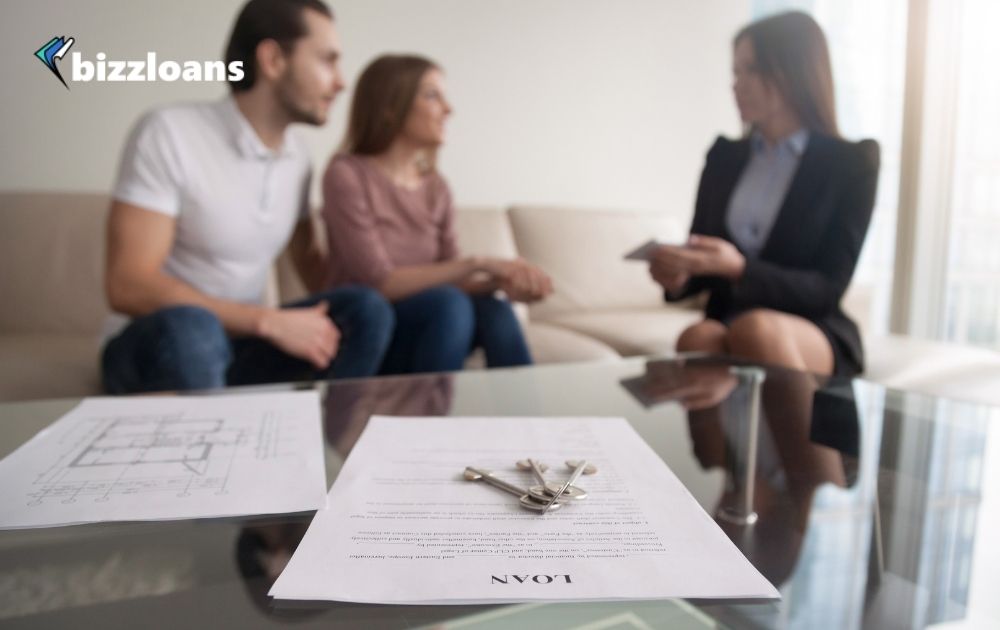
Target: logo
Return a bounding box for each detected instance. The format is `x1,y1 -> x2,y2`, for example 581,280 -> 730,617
33,36 -> 244,89
34,35 -> 75,89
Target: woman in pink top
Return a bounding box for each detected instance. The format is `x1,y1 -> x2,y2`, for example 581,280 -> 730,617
321,54 -> 553,374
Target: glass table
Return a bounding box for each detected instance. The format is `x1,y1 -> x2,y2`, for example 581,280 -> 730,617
0,355 -> 997,629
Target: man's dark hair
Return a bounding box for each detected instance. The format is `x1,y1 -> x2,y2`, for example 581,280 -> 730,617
224,0 -> 333,93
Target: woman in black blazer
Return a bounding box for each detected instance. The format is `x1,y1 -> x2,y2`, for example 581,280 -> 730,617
650,11 -> 879,377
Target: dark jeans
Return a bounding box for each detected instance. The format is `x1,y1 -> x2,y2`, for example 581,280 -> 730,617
101,286 -> 395,394
379,286 -> 533,375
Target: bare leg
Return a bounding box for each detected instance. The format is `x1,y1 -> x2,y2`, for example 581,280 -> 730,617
725,309 -> 834,375
676,319 -> 728,355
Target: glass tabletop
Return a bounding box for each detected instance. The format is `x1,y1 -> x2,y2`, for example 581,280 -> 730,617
0,355 -> 997,629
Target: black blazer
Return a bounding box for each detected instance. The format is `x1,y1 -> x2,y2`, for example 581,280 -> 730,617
669,133 -> 880,376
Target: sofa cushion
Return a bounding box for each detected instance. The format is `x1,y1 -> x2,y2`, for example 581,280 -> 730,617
541,307 -> 703,357
0,192 -> 110,335
0,334 -> 102,402
507,206 -> 686,321
863,334 -> 1000,405
452,206 -> 519,260
463,321 -> 619,369
523,322 -> 621,364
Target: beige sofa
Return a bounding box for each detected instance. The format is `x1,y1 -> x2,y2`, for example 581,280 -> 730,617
3,191 -> 1000,404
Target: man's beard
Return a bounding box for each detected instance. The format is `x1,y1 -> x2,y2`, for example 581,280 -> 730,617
276,77 -> 324,126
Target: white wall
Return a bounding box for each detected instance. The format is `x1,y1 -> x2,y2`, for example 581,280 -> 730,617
0,0 -> 748,219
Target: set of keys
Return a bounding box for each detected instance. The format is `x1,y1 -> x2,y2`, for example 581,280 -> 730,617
463,458 -> 598,514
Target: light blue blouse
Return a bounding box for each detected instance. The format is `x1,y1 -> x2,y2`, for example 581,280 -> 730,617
725,129 -> 809,257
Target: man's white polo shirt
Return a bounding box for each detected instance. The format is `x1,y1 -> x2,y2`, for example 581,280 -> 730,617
107,96 -> 312,338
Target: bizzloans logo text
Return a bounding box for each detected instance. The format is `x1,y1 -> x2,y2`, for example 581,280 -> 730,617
35,35 -> 244,89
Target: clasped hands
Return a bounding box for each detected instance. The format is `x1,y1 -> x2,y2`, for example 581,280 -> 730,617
649,234 -> 746,293
482,257 -> 553,303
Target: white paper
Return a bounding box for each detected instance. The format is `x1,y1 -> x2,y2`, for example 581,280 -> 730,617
270,416 -> 778,604
0,391 -> 327,529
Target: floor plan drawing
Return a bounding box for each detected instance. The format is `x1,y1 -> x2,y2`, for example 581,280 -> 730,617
25,412 -> 260,506
0,391 -> 327,529
70,416 -> 239,472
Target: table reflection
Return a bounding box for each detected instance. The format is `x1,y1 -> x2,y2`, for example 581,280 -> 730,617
324,374 -> 455,457
623,356 -> 989,629
690,363 -> 856,587
235,374 -> 455,615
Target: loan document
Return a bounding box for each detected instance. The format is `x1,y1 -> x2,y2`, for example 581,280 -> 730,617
0,391 -> 327,529
270,416 -> 778,604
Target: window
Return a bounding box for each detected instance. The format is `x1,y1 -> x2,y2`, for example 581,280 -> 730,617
940,0 -> 1000,348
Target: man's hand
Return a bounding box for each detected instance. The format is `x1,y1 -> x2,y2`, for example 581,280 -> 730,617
257,301 -> 340,370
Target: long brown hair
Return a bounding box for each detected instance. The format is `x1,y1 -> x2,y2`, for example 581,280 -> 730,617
735,11 -> 839,137
341,54 -> 440,158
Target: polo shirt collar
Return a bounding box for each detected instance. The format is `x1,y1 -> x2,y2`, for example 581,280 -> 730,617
219,96 -> 296,160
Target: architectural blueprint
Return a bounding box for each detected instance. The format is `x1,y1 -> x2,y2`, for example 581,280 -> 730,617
0,390 -> 327,529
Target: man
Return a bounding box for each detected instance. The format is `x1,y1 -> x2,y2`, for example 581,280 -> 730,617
102,0 -> 394,393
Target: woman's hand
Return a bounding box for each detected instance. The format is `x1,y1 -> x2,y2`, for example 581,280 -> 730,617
650,256 -> 691,293
481,258 -> 553,303
651,235 -> 746,280
500,259 -> 554,303
642,362 -> 739,410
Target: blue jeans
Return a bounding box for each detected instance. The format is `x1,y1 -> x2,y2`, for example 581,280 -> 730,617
101,286 -> 395,394
379,286 -> 532,375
